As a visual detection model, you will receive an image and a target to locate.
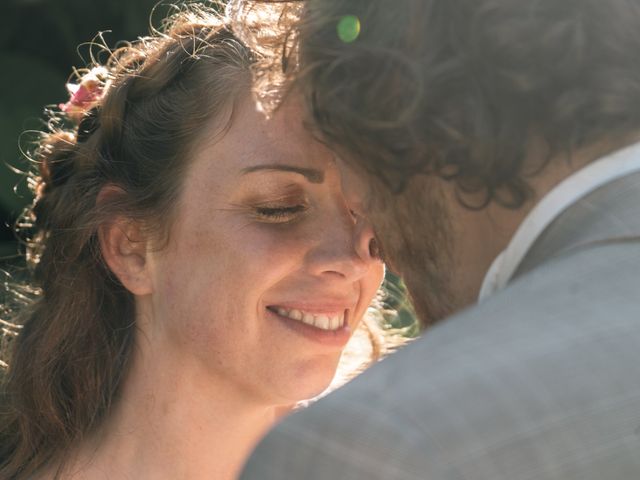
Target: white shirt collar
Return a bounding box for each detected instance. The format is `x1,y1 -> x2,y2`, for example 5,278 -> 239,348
478,140 -> 640,301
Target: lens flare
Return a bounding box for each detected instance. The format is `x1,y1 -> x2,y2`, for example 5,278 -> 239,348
337,15 -> 361,43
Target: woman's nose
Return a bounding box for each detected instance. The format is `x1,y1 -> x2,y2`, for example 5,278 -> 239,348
353,213 -> 382,264
307,211 -> 382,281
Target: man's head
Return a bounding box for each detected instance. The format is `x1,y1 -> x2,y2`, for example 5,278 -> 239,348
232,0 -> 640,324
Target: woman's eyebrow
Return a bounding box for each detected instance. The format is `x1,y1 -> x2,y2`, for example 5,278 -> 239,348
241,164 -> 324,183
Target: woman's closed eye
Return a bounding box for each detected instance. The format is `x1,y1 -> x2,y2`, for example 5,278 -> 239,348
254,204 -> 308,223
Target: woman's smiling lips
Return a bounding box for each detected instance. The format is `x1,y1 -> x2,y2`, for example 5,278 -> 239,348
269,306 -> 345,330
265,302 -> 356,347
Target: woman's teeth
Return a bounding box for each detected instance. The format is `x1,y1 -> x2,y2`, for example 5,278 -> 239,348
273,307 -> 345,331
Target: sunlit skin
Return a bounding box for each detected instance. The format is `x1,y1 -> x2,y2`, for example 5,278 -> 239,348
48,98 -> 384,480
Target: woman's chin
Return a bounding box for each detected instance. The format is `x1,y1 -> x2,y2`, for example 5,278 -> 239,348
272,361 -> 341,405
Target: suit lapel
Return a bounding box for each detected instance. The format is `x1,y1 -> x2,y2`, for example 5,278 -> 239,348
514,170 -> 640,280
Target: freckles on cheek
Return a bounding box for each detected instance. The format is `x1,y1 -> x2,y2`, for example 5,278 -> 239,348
231,225 -> 307,268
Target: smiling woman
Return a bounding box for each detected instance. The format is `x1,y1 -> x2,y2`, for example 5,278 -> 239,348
0,4 -> 397,480
136,95 -> 384,407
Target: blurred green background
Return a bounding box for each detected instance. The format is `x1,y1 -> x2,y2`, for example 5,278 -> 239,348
0,0 -> 171,264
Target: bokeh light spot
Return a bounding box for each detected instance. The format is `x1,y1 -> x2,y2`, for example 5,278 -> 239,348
337,15 -> 361,43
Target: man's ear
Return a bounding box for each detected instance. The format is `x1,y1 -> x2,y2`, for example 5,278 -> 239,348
97,187 -> 153,296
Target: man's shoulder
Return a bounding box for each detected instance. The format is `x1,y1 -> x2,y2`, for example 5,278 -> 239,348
295,240 -> 640,424
242,241 -> 640,479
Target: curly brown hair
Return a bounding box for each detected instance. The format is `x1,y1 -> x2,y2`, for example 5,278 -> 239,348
232,0 -> 640,208
0,6 -> 256,478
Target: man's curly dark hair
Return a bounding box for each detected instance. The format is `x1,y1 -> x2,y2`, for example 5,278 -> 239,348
233,0 -> 640,208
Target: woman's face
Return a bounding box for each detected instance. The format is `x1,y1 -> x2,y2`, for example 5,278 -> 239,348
144,98 -> 384,405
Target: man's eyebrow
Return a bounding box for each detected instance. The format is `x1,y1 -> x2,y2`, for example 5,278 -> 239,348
241,164 -> 324,183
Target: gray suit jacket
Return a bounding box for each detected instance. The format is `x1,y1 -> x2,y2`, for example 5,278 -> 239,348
240,171 -> 640,480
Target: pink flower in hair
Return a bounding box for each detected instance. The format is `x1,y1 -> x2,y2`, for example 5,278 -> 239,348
59,66 -> 110,123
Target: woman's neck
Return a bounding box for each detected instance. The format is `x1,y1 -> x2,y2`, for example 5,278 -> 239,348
51,339 -> 292,480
